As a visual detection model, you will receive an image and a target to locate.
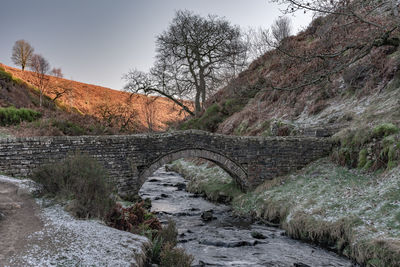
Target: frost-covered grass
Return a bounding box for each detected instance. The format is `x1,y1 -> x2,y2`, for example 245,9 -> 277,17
233,159 -> 400,266
167,160 -> 242,203
169,158 -> 400,265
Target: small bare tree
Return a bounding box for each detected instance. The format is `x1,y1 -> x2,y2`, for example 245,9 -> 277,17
271,17 -> 292,44
51,67 -> 63,78
48,80 -> 73,103
245,27 -> 272,60
143,96 -> 158,132
29,54 -> 50,107
95,99 -> 138,133
11,40 -> 34,71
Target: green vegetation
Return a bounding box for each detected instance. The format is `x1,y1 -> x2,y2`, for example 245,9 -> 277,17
0,107 -> 41,126
168,160 -> 242,203
31,151 -> 115,219
180,98 -> 247,132
332,122 -> 400,171
145,219 -> 193,266
180,103 -> 227,132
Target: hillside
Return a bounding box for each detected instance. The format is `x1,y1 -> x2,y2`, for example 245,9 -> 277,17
181,8 -> 400,137
0,63 -> 190,133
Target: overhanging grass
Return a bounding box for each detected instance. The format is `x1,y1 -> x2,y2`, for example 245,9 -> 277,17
332,122 -> 400,171
232,159 -> 400,266
167,160 -> 242,203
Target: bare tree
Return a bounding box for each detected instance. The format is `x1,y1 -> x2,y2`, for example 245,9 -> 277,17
271,17 -> 292,44
143,96 -> 159,132
11,40 -> 34,71
125,10 -> 248,116
29,54 -> 50,107
245,27 -> 273,60
48,80 -> 73,103
51,67 -> 63,78
124,69 -> 195,116
95,98 -> 138,132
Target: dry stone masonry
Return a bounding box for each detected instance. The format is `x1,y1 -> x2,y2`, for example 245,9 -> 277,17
0,130 -> 332,200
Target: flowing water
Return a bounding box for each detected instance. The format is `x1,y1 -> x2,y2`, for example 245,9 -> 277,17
139,167 -> 356,267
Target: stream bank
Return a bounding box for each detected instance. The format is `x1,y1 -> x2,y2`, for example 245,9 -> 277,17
168,159 -> 400,266
139,167 -> 354,266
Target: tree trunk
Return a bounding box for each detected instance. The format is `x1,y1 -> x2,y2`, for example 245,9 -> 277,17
195,90 -> 201,115
199,69 -> 206,112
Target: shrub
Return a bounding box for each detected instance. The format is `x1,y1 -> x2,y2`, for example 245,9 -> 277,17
160,243 -> 194,267
105,201 -> 161,235
222,98 -> 246,115
31,151 -> 115,219
0,107 -> 41,126
52,120 -> 86,135
144,218 -> 192,265
180,103 -> 227,132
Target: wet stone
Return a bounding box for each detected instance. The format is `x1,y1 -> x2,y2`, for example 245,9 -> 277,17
174,182 -> 186,190
251,231 -> 267,239
201,210 -> 215,222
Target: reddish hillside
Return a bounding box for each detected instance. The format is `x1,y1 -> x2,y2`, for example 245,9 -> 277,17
1,63 -> 190,131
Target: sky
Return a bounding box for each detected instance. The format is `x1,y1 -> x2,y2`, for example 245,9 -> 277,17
0,0 -> 312,90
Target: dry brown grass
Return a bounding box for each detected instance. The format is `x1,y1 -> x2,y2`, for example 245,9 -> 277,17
1,64 -> 191,131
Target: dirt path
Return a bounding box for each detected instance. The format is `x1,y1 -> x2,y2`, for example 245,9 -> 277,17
0,176 -> 149,266
0,181 -> 43,265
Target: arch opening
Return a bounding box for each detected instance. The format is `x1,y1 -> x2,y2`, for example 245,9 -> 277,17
138,149 -> 248,190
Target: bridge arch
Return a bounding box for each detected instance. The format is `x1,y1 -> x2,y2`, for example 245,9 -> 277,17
138,148 -> 248,190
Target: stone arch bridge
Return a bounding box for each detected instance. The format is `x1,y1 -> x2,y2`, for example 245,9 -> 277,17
0,130 -> 332,200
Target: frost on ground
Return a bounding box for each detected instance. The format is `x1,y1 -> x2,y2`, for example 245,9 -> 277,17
170,159 -> 400,264
0,175 -> 150,267
233,159 -> 400,264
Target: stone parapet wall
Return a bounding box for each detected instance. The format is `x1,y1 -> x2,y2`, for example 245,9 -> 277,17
0,130 -> 333,199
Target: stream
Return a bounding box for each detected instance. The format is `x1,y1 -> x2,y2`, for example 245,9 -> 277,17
139,167 -> 356,267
